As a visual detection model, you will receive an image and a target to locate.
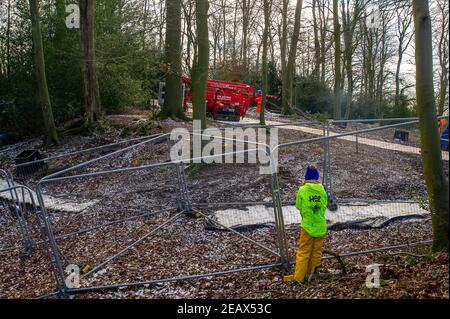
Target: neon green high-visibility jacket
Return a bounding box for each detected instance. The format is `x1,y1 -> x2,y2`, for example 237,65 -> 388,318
295,182 -> 328,238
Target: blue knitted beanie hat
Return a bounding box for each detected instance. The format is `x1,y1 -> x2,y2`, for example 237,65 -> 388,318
305,164 -> 320,181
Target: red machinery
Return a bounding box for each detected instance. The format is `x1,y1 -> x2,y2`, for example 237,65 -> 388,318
181,76 -> 278,122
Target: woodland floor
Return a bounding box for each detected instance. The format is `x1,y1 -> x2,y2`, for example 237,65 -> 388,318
0,108 -> 448,299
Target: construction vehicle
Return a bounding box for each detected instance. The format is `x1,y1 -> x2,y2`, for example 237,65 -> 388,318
158,77 -> 279,122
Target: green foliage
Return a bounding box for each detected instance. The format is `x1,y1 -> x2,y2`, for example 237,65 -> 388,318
267,61 -> 282,96
90,117 -> 112,136
0,0 -> 162,138
98,63 -> 146,113
293,76 -> 333,115
0,153 -> 10,164
385,94 -> 417,118
313,112 -> 329,123
352,95 -> 378,119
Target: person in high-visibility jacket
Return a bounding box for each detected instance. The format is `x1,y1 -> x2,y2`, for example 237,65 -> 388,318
284,164 -> 328,284
438,118 -> 447,134
255,90 -> 262,113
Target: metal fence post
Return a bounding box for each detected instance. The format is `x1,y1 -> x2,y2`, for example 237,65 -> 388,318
166,136 -> 192,212
176,162 -> 192,212
0,185 -> 35,256
35,183 -> 67,296
324,121 -> 332,192
356,134 -> 359,154
268,146 -> 289,271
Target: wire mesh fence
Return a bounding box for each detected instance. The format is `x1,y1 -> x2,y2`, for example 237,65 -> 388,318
0,185 -> 39,256
31,135 -> 183,292
0,117 -> 447,297
29,132 -> 285,296
8,134 -> 164,189
274,119 -> 448,264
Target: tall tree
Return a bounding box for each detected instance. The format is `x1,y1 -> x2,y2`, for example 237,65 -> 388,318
279,0 -> 288,109
260,0 -> 272,125
434,0 -> 449,116
191,0 -> 209,130
29,0 -> 58,145
240,0 -> 252,70
221,0 -> 227,64
6,0 -> 11,90
282,0 -> 303,114
161,0 -> 184,119
374,8 -> 393,118
80,0 -> 102,127
413,0 -> 449,251
394,4 -> 414,116
332,0 -> 341,119
181,0 -> 195,73
312,0 -> 321,81
341,0 -> 366,120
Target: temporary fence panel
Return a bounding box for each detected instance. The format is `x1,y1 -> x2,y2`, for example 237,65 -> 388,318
273,119 -> 447,265
9,134 -> 163,189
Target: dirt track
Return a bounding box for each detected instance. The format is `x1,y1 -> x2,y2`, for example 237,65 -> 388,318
242,118 -> 449,161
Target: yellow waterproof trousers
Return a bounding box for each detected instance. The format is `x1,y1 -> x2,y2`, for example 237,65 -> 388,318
293,229 -> 325,283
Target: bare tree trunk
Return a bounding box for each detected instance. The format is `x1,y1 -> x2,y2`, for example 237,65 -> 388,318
192,0 -> 209,130
142,0 -> 148,50
436,0 -> 449,116
241,0 -> 250,70
376,13 -> 390,118
332,0 -> 341,119
6,0 -> 11,89
232,1 -> 238,64
222,0 -> 226,64
438,71 -> 448,116
282,0 -> 303,114
394,5 -> 413,116
182,0 -> 194,72
413,0 -> 449,251
312,0 -> 320,80
255,35 -> 262,75
279,0 -> 288,109
161,0 -> 184,119
342,0 -> 366,119
29,0 -> 58,145
260,0 -> 272,125
318,0 -> 328,84
80,0 -> 102,127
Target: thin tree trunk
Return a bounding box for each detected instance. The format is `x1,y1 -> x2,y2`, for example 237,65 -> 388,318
312,0 -> 321,80
436,0 -> 449,116
241,0 -> 249,70
142,0 -> 148,50
395,7 -> 413,116
6,0 -> 11,90
222,0 -> 226,64
261,0 -> 271,125
319,0 -> 327,84
282,0 -> 303,114
29,0 -> 58,145
413,0 -> 449,251
232,1 -> 238,64
332,0 -> 341,120
438,73 -> 448,116
280,0 -> 288,109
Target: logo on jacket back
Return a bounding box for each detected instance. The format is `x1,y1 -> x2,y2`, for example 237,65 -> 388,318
308,195 -> 321,203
